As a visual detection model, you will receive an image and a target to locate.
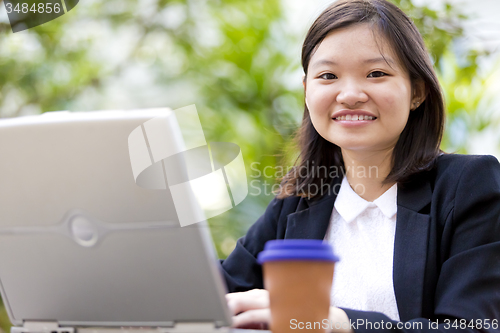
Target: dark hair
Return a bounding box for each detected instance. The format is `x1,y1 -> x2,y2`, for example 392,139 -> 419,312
276,0 -> 445,200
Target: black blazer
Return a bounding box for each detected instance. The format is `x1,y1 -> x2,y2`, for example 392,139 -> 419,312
220,154 -> 500,333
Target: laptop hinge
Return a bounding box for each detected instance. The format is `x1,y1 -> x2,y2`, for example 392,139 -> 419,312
11,321 -> 75,333
160,322 -> 216,332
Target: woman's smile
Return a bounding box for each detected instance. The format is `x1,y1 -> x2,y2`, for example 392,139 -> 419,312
332,109 -> 378,127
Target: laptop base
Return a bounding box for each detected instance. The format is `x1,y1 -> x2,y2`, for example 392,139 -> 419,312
11,321 -> 268,333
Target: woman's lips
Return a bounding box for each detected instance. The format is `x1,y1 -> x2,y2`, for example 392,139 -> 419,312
332,117 -> 376,127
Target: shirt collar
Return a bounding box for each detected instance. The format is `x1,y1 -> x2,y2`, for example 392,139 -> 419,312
334,177 -> 397,223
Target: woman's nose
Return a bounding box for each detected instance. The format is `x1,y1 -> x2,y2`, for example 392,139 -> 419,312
336,80 -> 369,107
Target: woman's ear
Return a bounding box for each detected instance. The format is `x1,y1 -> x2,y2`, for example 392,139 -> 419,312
303,75 -> 309,109
411,79 -> 426,111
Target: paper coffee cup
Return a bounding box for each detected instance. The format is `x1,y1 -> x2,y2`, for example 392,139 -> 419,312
258,239 -> 339,333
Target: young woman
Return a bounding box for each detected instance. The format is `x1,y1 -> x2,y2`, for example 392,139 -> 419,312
221,0 -> 500,332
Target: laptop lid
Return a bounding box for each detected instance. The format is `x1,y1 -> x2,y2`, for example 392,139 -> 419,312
0,109 -> 232,328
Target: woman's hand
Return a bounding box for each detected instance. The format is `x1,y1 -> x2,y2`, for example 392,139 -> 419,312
225,289 -> 353,333
225,289 -> 271,330
329,307 -> 354,333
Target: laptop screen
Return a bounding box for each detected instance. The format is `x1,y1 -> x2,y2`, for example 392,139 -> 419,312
0,109 -> 231,327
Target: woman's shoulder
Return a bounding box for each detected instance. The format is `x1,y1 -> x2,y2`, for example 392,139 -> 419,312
436,152 -> 499,164
431,153 -> 500,188
435,153 -> 500,175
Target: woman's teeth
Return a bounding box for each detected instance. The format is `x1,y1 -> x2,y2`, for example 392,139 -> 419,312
334,115 -> 375,121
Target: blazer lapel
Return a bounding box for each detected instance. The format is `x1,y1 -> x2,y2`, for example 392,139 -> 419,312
393,175 -> 432,321
284,176 -> 342,240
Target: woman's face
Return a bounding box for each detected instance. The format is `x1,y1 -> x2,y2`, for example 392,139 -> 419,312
304,23 -> 422,153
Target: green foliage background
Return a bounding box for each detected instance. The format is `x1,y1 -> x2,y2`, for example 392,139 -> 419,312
0,0 -> 498,331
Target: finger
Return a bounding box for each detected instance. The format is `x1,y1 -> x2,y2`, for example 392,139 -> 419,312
225,289 -> 256,300
225,290 -> 269,315
226,294 -> 270,315
231,308 -> 271,329
225,292 -> 246,301
226,289 -> 267,299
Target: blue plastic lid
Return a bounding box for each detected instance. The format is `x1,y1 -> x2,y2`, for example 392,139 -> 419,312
257,239 -> 340,264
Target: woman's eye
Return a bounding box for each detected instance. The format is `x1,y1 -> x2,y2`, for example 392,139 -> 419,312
319,73 -> 337,80
368,71 -> 387,78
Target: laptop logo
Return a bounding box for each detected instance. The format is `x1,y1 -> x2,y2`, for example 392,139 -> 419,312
127,105 -> 248,227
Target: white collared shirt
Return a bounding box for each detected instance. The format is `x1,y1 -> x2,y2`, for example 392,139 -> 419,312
324,177 -> 400,321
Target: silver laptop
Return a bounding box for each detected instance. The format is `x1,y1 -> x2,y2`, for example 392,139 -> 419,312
0,109 -> 259,333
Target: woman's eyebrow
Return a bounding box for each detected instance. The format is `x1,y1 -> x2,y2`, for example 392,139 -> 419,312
310,57 -> 396,69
